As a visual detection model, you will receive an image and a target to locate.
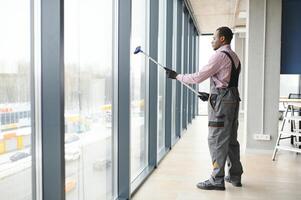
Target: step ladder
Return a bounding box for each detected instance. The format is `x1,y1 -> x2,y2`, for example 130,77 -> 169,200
272,104 -> 301,161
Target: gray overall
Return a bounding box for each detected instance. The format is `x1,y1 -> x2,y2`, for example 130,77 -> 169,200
208,51 -> 243,185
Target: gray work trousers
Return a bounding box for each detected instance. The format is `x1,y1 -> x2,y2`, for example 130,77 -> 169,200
207,87 -> 243,184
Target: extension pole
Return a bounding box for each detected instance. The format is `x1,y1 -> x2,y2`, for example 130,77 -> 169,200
134,46 -> 199,96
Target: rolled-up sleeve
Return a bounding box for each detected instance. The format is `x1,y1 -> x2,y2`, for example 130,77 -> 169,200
176,52 -> 228,85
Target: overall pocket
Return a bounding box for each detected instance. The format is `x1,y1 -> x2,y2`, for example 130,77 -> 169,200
208,94 -> 225,128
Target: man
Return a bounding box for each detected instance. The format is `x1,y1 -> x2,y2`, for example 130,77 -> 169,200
166,26 -> 243,191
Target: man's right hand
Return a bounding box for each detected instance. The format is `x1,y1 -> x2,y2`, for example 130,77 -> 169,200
164,67 -> 178,79
198,92 -> 209,101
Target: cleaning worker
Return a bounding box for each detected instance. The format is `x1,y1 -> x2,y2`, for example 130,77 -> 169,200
165,26 -> 243,191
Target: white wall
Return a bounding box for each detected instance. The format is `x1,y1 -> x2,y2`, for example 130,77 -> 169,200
245,0 -> 281,150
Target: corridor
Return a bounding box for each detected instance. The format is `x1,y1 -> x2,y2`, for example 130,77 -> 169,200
133,116 -> 301,200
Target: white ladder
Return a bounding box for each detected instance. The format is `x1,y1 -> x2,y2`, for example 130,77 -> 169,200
272,105 -> 301,160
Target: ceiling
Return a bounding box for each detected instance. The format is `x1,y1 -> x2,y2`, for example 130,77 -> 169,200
189,0 -> 247,34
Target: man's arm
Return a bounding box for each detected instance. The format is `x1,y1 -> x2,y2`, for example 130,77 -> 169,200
176,52 -> 228,85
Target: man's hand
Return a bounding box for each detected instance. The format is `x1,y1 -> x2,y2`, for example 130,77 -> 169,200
164,67 -> 178,79
198,92 -> 209,101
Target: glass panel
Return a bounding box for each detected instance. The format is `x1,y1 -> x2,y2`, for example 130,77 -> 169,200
198,36 -> 213,115
64,0 -> 114,199
0,1 -> 32,199
130,0 -> 149,181
181,11 -> 186,130
157,0 -> 166,156
171,0 -> 178,142
279,75 -> 300,112
279,75 -> 300,97
187,23 -> 191,122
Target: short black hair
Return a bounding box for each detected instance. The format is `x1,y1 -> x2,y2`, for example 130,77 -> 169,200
216,26 -> 233,44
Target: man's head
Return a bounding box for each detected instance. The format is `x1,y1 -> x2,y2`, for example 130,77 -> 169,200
211,26 -> 233,50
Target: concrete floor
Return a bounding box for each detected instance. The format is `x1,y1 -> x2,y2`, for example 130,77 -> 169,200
132,116 -> 301,200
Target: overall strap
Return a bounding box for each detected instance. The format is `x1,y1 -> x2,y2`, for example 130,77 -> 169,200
221,51 -> 241,88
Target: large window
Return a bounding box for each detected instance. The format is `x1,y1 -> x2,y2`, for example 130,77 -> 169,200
0,1 -> 32,199
279,75 -> 300,97
130,0 -> 149,181
198,36 -> 213,115
157,0 -> 167,158
64,0 -> 114,199
279,75 -> 300,112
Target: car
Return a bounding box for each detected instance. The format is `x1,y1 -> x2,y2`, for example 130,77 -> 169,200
10,151 -> 30,162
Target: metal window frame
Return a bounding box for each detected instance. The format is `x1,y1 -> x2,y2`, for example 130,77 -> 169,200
156,0 -> 170,163
192,28 -> 196,119
164,0 -> 174,151
37,0 -> 200,199
41,0 -> 65,199
117,0 -> 131,199
182,7 -> 188,130
170,0 -> 176,144
130,0 -> 158,196
193,25 -> 196,119
175,0 -> 183,139
170,0 -> 177,145
144,0 -> 151,173
41,1 -> 119,199
148,0 -> 159,168
184,0 -> 200,35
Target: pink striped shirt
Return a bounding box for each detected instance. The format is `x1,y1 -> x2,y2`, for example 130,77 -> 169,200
176,45 -> 240,88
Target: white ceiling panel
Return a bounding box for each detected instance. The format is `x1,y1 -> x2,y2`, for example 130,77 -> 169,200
189,0 -> 247,34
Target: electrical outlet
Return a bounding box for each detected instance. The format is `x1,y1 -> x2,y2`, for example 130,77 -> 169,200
253,134 -> 271,141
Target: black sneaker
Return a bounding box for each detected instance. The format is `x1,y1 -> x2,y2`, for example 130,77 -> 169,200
196,180 -> 225,191
224,176 -> 242,187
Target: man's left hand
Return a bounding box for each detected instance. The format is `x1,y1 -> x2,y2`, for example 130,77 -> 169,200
198,92 -> 209,101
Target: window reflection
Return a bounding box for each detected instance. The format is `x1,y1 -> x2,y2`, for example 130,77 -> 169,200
0,1 -> 32,200
198,36 -> 213,115
130,0 -> 149,181
171,0 -> 178,142
279,75 -> 300,97
279,75 -> 300,115
64,0 -> 114,199
157,0 -> 167,155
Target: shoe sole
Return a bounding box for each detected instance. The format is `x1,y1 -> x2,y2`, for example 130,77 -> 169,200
225,179 -> 242,187
231,182 -> 242,187
196,185 -> 225,191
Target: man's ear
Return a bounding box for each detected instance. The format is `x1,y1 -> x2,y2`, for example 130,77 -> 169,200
220,36 -> 225,43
